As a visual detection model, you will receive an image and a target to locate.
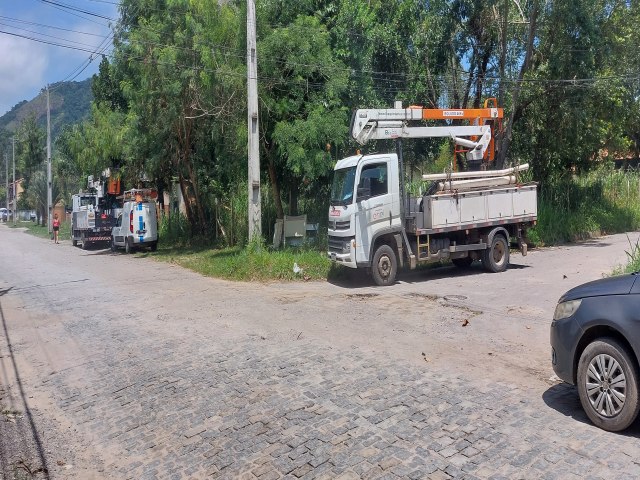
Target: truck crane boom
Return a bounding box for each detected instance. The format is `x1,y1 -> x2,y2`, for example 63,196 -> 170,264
351,100 -> 503,163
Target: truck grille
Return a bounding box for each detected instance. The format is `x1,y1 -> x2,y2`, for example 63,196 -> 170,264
329,219 -> 350,231
328,235 -> 352,253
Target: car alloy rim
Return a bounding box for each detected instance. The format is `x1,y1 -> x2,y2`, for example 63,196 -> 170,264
586,353 -> 626,417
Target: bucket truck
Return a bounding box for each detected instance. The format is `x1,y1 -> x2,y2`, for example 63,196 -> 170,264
327,100 -> 537,286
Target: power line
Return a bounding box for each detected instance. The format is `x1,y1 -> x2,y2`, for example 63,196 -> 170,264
0,15 -> 109,37
38,0 -> 115,22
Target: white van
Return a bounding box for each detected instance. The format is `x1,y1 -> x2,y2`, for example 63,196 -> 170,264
111,190 -> 158,253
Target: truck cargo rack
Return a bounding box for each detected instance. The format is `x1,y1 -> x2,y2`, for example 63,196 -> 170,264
120,189 -> 158,202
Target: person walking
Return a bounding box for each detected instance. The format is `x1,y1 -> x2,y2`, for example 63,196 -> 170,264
53,213 -> 60,244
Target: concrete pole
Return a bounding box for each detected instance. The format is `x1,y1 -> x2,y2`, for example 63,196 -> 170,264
12,137 -> 15,226
47,85 -> 53,233
247,0 -> 261,243
4,153 -> 7,213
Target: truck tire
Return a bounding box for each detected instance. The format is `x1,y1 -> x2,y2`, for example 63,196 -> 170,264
371,244 -> 397,286
481,234 -> 509,273
110,236 -> 116,252
81,233 -> 88,250
125,238 -> 132,254
72,230 -> 78,247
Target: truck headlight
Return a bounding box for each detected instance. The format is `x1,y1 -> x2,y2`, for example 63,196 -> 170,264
343,240 -> 351,253
553,299 -> 582,321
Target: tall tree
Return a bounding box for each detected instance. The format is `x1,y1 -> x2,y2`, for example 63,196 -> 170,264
258,15 -> 349,218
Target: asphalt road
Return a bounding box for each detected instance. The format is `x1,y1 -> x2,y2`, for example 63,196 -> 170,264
1,224 -> 640,479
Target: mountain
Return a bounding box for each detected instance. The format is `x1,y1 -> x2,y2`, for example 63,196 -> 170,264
0,78 -> 93,140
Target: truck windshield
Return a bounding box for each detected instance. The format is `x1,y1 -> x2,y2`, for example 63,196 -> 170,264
330,167 -> 356,206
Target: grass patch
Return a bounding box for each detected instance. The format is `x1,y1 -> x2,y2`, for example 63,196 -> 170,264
154,243 -> 335,282
612,235 -> 640,275
8,219 -> 71,241
530,168 -> 640,245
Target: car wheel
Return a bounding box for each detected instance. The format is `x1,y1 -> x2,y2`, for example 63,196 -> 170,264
481,234 -> 509,273
452,256 -> 473,268
371,244 -> 397,286
577,338 -> 640,432
125,238 -> 132,254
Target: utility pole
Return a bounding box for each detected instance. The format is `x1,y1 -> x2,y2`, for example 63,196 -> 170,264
4,152 -> 7,214
12,136 -> 15,226
247,0 -> 261,242
47,84 -> 53,233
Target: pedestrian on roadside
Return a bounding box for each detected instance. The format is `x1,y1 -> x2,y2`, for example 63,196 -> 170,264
53,213 -> 60,244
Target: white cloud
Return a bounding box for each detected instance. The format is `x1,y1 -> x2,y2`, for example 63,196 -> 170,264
0,35 -> 48,116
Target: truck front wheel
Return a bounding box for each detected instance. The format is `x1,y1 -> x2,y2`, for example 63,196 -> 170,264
482,234 -> 509,273
371,244 -> 397,286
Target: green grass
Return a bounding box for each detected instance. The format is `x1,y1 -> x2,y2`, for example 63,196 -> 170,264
612,235 -> 640,275
154,243 -> 337,282
9,219 -> 71,240
529,169 -> 640,246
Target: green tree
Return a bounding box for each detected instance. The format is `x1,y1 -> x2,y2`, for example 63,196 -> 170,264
259,15 -> 349,218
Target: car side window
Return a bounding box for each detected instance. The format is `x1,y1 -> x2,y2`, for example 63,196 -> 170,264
358,163 -> 388,198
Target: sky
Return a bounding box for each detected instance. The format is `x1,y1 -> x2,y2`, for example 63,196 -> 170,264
0,0 -> 119,116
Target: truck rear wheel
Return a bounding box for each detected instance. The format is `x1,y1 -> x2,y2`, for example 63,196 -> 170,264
371,244 -> 397,286
482,234 -> 509,273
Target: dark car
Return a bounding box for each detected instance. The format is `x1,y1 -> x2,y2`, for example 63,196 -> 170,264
550,273 -> 640,431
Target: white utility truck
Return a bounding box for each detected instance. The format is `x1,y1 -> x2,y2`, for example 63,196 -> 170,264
111,189 -> 159,253
327,100 -> 537,286
71,175 -> 122,249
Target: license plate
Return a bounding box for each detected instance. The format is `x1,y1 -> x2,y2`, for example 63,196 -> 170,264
136,230 -> 147,235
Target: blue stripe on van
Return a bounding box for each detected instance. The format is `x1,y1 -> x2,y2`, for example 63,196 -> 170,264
138,203 -> 144,242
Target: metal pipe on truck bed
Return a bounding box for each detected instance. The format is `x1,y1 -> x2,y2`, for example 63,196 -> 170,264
436,175 -> 516,192
422,163 -> 528,181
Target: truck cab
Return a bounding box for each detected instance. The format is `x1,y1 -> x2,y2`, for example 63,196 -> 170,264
328,153 -> 401,269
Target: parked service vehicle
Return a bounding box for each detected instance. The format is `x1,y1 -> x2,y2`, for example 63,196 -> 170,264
71,175 -> 122,249
111,189 -> 158,253
0,208 -> 7,222
328,100 -> 537,286
551,273 -> 640,432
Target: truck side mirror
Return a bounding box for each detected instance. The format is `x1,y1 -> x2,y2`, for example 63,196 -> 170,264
357,178 -> 372,201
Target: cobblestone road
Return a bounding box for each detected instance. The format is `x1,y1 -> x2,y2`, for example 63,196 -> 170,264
38,314 -> 640,480
2,227 -> 640,479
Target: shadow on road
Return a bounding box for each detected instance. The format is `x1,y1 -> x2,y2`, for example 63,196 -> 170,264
327,260 -> 532,288
542,382 -> 640,437
0,287 -> 51,479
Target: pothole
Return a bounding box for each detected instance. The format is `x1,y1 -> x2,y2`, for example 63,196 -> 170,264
345,293 -> 379,300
